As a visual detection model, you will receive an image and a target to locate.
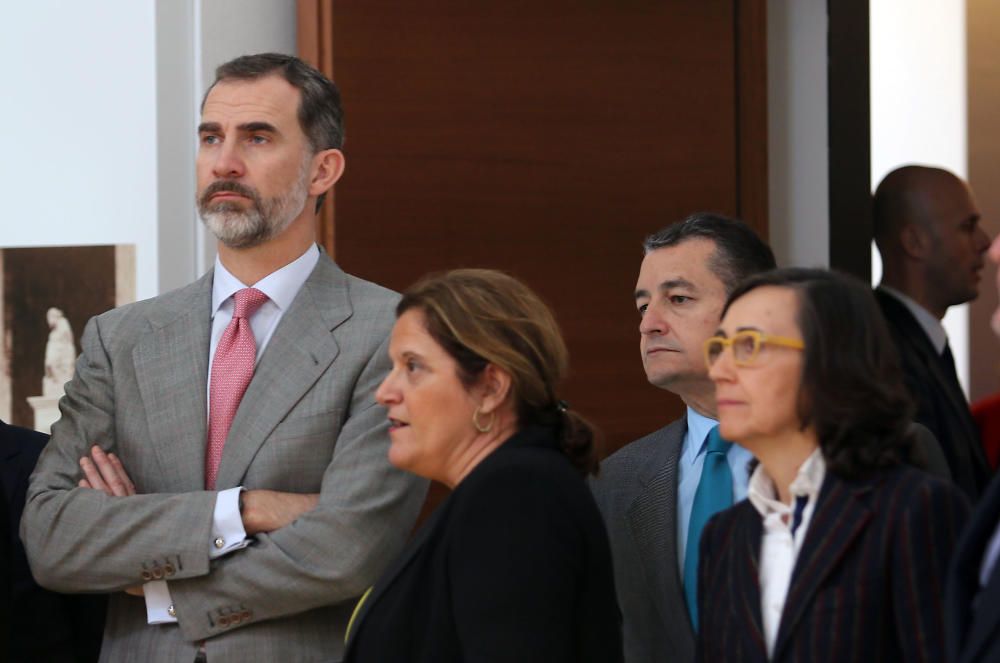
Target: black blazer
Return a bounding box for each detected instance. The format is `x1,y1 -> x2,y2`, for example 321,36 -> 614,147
1,420 -> 106,662
344,426 -> 623,662
947,470 -> 1000,663
875,290 -> 992,498
697,464 -> 970,663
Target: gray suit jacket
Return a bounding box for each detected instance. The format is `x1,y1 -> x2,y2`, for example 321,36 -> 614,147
21,254 -> 428,663
591,417 -> 691,663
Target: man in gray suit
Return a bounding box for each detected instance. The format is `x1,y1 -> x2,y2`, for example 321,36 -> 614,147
21,53 -> 427,663
591,214 -> 775,663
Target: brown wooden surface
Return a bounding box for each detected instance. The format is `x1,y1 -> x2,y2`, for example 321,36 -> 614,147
735,0 -> 769,234
828,0 -> 872,281
298,1 -> 767,460
298,0 -> 337,255
967,0 -> 1000,400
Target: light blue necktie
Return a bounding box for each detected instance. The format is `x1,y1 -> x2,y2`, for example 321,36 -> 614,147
683,425 -> 733,631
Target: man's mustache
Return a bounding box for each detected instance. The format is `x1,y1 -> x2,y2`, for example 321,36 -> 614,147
199,180 -> 260,207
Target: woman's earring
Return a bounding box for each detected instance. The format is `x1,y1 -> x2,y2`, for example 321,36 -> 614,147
472,406 -> 495,433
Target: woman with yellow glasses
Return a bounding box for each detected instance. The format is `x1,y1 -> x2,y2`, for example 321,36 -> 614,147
696,268 -> 969,663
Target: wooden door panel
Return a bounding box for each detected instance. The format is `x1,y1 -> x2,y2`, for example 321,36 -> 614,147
301,0 -> 765,455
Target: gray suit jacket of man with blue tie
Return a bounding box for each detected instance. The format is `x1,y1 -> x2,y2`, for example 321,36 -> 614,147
591,417 -> 692,663
20,254 -> 429,663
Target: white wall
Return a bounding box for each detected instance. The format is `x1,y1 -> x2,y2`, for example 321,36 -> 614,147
767,0 -> 829,270
869,0 -> 970,394
1,1 -> 297,302
0,1 -> 160,300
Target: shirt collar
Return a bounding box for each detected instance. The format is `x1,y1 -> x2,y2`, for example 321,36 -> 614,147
747,447 -> 826,517
879,285 -> 948,354
683,407 -> 720,465
211,244 -> 320,318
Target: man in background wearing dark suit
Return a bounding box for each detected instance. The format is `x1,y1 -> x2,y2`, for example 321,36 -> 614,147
947,229 -> 1000,663
2,419 -> 105,662
590,214 -> 775,663
873,164 -> 993,499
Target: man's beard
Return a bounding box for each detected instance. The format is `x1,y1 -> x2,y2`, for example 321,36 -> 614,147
198,161 -> 311,249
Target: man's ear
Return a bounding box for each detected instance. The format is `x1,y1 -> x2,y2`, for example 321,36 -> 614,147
901,223 -> 931,260
308,148 -> 346,197
476,364 -> 513,415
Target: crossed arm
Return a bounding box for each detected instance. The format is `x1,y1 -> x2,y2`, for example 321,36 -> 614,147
78,445 -> 318,597
21,314 -> 428,641
79,445 -> 317,537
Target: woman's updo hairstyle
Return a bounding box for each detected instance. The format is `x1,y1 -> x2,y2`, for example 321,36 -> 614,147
397,269 -> 600,475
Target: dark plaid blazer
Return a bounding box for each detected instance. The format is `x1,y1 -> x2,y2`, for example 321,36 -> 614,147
947,470 -> 1000,663
697,464 -> 970,663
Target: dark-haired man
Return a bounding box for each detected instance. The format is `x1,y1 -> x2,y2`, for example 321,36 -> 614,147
591,214 -> 776,663
873,164 -> 992,499
22,53 -> 427,662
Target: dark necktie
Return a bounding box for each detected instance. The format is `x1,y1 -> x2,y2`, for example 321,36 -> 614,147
790,495 -> 809,536
683,425 -> 733,631
940,342 -> 963,396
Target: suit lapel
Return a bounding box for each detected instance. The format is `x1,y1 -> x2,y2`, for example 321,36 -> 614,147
957,477 -> 1000,662
344,499 -> 448,656
771,474 -> 873,660
731,506 -> 768,657
964,558 -> 1000,663
626,421 -> 690,639
877,291 -> 985,469
132,275 -> 212,491
919,341 -> 981,446
214,256 -> 349,489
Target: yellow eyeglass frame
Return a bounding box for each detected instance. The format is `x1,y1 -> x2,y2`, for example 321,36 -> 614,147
703,330 -> 805,368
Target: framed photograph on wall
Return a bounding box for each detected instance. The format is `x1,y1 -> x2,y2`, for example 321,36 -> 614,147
0,245 -> 135,432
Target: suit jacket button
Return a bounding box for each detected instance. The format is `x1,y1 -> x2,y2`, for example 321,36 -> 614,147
214,537 -> 225,549
218,615 -> 231,627
140,570 -> 153,581
240,610 -> 252,622
167,604 -> 176,618
164,564 -> 176,577
152,567 -> 164,580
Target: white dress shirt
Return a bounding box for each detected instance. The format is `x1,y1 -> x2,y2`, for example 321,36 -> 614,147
747,448 -> 827,659
144,244 -> 320,624
878,285 -> 948,354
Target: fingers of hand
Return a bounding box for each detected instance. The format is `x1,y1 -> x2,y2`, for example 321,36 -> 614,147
81,445 -> 133,497
107,452 -> 136,495
79,456 -> 111,495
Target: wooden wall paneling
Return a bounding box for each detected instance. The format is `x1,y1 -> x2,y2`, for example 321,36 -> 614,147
735,0 -> 769,237
967,0 -> 1000,400
298,0 -> 337,255
299,1 -> 767,460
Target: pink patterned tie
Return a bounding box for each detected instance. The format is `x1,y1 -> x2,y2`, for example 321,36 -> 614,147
205,287 -> 269,490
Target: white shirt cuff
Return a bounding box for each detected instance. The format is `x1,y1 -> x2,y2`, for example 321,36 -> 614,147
211,486 -> 250,558
144,580 -> 177,624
